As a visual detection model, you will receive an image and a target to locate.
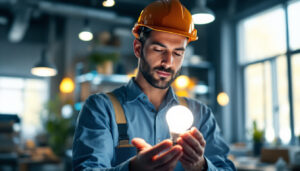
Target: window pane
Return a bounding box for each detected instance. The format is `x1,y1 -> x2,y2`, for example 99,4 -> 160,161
288,0 -> 300,50
276,57 -> 291,144
245,62 -> 273,142
292,54 -> 300,137
23,79 -> 49,139
0,77 -> 49,139
239,6 -> 286,63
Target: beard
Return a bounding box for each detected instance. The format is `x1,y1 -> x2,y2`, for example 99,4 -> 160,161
139,50 -> 181,89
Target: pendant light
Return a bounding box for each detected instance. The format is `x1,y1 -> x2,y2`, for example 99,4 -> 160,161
31,49 -> 57,77
192,0 -> 215,25
78,19 -> 93,41
103,0 -> 115,7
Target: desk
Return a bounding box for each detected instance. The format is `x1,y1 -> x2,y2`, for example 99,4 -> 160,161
233,156 -> 276,171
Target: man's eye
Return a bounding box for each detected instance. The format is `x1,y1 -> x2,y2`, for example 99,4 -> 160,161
174,52 -> 183,57
154,48 -> 163,52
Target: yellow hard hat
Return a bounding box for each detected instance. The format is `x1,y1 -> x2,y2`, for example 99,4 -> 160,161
132,0 -> 198,42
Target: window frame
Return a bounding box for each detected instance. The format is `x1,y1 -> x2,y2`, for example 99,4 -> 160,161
234,0 -> 299,144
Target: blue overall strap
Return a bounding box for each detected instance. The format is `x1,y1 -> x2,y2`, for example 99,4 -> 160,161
107,92 -> 132,148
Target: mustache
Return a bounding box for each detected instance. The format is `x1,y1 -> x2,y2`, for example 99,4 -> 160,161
154,66 -> 174,74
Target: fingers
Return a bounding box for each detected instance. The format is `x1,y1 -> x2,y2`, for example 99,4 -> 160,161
176,127 -> 206,166
131,139 -> 182,171
180,132 -> 203,156
190,127 -> 206,147
177,137 -> 199,162
153,145 -> 182,164
132,138 -> 152,151
143,139 -> 173,159
154,145 -> 183,170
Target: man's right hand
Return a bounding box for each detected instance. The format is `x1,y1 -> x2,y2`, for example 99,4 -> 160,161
130,138 -> 183,171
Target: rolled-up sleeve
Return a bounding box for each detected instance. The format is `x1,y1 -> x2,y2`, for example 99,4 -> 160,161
72,94 -> 130,171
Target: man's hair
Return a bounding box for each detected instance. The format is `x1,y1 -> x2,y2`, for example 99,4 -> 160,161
138,27 -> 152,44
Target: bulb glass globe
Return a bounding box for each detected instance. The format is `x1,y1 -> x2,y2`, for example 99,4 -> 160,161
166,105 -> 194,142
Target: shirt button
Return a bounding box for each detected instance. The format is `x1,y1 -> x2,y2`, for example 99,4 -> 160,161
143,96 -> 147,100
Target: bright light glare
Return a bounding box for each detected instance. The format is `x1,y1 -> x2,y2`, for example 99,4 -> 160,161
103,0 -> 115,7
175,75 -> 190,89
60,77 -> 75,93
62,104 -> 73,119
217,92 -> 230,106
166,105 -> 194,134
280,128 -> 291,144
31,67 -> 57,77
78,31 -> 93,41
265,128 -> 275,143
192,13 -> 215,24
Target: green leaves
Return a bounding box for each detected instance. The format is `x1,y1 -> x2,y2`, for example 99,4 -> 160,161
252,121 -> 264,143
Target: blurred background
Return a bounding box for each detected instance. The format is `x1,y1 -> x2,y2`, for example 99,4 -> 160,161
0,0 -> 300,170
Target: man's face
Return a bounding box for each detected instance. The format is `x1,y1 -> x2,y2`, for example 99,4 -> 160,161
137,31 -> 188,89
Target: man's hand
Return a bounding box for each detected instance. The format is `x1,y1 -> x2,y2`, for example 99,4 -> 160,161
130,138 -> 183,171
177,127 -> 207,171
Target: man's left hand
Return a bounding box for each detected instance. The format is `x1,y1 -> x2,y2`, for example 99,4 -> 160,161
176,127 -> 207,171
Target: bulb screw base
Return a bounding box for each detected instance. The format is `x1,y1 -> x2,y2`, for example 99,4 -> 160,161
170,132 -> 180,144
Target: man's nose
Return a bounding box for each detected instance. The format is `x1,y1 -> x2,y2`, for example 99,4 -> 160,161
161,51 -> 174,68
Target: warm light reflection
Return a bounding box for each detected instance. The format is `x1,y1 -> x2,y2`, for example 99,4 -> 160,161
60,77 -> 75,93
127,68 -> 138,78
217,92 -> 229,106
174,75 -> 190,89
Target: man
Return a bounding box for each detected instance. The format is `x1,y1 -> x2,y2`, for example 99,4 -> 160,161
73,0 -> 236,170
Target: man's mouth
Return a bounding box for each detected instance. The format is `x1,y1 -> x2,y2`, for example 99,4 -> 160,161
156,70 -> 171,78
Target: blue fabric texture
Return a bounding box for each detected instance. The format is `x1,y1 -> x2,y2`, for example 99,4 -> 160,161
72,78 -> 236,171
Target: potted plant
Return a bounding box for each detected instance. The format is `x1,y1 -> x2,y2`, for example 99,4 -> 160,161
88,52 -> 119,75
43,95 -> 75,157
252,121 -> 264,156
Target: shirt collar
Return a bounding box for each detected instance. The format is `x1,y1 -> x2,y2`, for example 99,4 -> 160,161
125,78 -> 179,104
125,78 -> 145,102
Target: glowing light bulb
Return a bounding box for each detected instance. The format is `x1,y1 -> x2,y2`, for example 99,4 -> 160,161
166,105 -> 194,143
78,30 -> 93,41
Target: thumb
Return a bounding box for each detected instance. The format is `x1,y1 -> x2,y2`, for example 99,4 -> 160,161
132,138 -> 152,152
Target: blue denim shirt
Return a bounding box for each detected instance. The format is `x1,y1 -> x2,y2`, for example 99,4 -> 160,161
73,79 -> 236,171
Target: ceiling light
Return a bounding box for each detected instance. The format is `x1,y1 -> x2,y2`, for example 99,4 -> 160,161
103,0 -> 115,7
31,50 -> 57,77
192,0 -> 215,24
79,30 -> 93,41
79,19 -> 93,41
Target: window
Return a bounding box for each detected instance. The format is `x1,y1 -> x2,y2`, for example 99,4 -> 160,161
292,54 -> 300,136
239,6 -> 286,63
288,0 -> 300,50
238,1 -> 300,144
0,77 -> 49,139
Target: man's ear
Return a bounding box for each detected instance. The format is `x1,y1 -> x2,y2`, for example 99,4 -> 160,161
133,39 -> 142,59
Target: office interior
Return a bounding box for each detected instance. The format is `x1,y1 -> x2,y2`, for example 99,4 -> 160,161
0,0 -> 299,170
